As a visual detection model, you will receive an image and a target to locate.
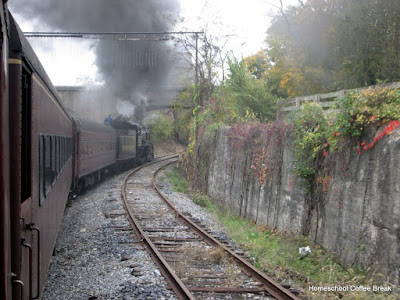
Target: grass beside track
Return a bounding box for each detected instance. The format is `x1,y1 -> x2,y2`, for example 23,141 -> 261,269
160,165 -> 397,300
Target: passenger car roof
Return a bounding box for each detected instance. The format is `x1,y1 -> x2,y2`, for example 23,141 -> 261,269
8,12 -> 72,121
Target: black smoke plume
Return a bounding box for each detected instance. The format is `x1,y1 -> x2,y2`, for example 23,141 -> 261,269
9,0 -> 181,121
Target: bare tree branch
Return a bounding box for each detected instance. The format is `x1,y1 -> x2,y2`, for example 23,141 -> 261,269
265,0 -> 281,10
279,0 -> 291,27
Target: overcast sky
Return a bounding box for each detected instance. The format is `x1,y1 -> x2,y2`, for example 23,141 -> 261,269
178,0 -> 300,57
9,0 -> 300,85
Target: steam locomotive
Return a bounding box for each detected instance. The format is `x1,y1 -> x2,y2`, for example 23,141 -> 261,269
1,8 -> 153,300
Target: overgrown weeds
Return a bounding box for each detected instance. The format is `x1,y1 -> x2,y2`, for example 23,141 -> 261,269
164,165 -> 213,207
172,244 -> 242,286
164,166 -> 188,193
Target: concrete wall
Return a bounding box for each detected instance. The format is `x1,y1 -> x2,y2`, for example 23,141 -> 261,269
204,126 -> 400,283
207,128 -> 308,234
310,129 -> 400,281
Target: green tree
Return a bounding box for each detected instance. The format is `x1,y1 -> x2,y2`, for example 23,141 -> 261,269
226,57 -> 277,121
243,51 -> 270,80
265,0 -> 400,96
266,1 -> 340,96
171,85 -> 197,145
149,114 -> 174,141
332,0 -> 400,87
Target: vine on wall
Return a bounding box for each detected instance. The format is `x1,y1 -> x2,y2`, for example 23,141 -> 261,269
291,86 -> 400,181
227,121 -> 288,187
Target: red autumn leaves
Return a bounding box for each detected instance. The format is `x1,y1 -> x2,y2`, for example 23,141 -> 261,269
357,120 -> 400,155
322,120 -> 399,157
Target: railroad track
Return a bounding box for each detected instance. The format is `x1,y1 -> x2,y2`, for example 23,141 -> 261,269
121,156 -> 301,300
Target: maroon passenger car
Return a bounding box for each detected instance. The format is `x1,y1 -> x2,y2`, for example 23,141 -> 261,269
8,13 -> 73,299
71,116 -> 117,192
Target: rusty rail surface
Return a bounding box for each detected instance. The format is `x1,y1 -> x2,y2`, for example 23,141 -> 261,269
153,161 -> 300,300
122,157 -> 301,300
121,155 -> 195,299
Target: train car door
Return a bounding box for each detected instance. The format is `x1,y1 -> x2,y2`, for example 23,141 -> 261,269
0,1 -> 11,299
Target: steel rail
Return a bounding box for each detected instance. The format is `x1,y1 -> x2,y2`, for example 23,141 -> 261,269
121,155 -> 195,300
152,161 -> 301,300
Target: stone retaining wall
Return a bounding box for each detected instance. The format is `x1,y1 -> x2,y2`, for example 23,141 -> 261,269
204,126 -> 400,283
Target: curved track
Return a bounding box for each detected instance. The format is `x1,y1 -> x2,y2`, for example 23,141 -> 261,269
121,156 -> 300,300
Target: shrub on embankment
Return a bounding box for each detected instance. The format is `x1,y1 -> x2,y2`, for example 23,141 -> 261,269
180,85 -> 400,284
290,86 -> 400,192
148,113 -> 174,142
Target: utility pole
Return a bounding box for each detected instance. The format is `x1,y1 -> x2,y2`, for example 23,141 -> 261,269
195,33 -> 199,91
194,32 -> 200,178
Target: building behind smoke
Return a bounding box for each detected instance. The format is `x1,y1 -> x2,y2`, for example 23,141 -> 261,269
56,47 -> 193,124
56,86 -> 116,123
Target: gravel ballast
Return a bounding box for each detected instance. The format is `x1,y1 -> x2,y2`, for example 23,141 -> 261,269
42,169 -> 177,300
42,162 -> 255,299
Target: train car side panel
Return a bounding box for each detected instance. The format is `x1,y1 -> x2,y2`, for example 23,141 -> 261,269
32,72 -> 73,298
72,118 -> 117,189
78,130 -> 117,177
